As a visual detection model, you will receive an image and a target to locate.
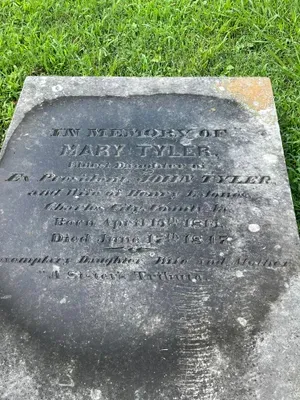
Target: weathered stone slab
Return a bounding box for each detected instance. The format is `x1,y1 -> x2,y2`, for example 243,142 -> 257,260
0,77 -> 299,400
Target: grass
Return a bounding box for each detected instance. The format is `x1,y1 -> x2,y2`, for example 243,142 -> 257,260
0,0 -> 300,223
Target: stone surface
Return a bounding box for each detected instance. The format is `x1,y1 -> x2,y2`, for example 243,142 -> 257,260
0,77 -> 299,400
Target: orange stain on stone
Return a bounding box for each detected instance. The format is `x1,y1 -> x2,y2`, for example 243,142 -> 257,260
219,78 -> 273,112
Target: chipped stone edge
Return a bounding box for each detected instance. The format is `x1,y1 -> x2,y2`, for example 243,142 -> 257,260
1,76 -> 273,159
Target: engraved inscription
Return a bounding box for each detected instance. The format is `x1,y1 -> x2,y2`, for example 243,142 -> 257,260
54,218 -> 95,227
86,128 -> 227,138
60,144 -> 125,157
68,161 -> 205,170
51,128 -> 80,137
136,144 -> 211,157
39,173 -> 127,183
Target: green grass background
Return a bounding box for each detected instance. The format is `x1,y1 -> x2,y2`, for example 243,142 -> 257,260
1,0 -> 299,223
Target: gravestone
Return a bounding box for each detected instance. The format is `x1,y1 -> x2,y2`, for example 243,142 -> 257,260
0,77 -> 299,400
